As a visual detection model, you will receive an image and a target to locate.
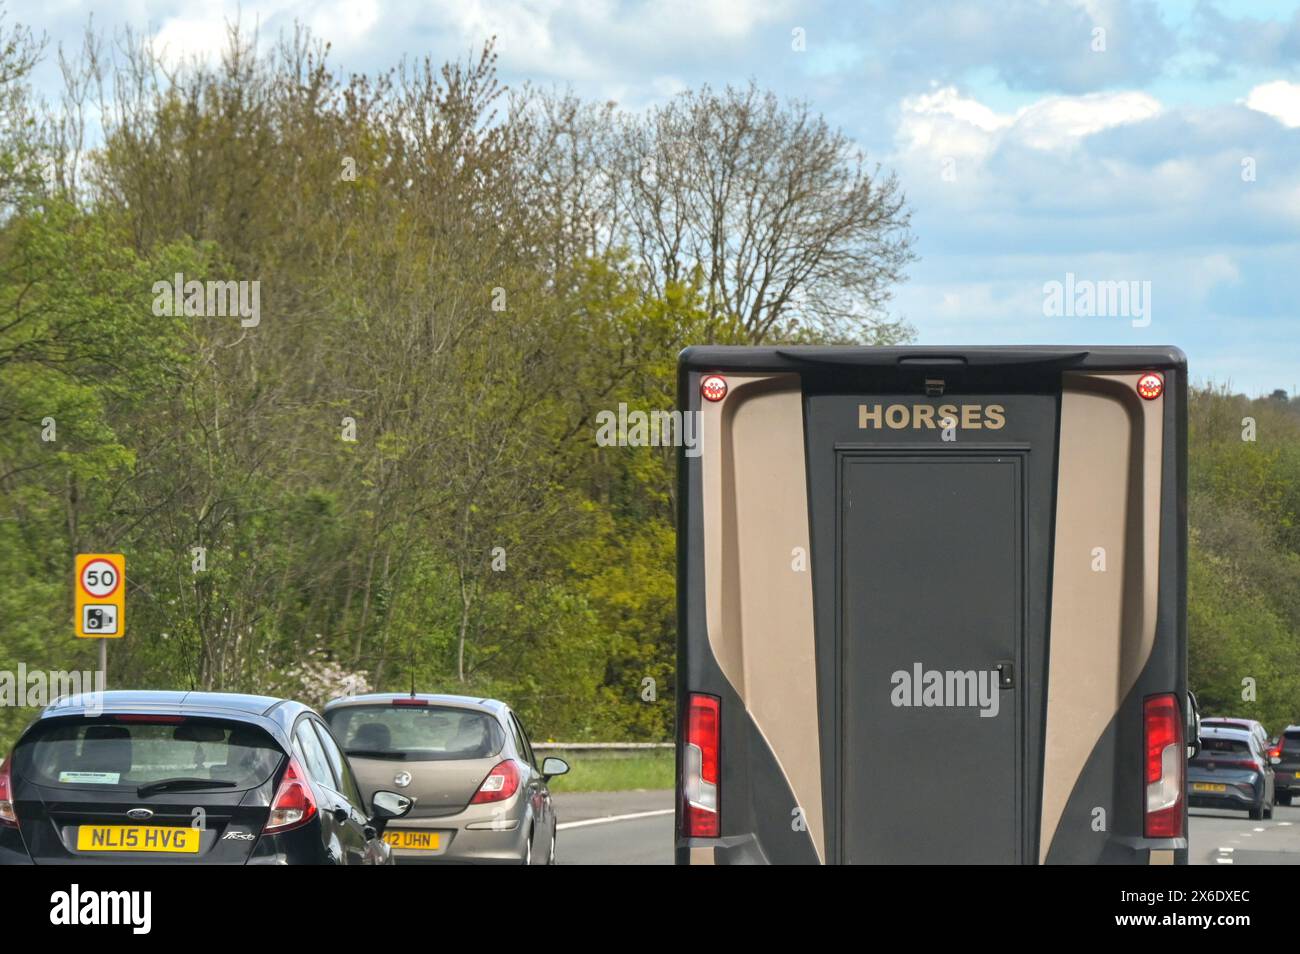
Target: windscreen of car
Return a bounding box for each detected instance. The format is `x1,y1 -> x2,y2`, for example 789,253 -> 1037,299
14,718 -> 284,790
1201,736 -> 1251,754
326,705 -> 505,761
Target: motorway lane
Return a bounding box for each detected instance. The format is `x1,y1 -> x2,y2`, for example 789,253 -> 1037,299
552,790 -> 1300,864
1189,802 -> 1300,865
552,789 -> 674,865
559,813 -> 674,864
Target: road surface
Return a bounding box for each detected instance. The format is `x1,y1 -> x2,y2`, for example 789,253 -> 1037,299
553,790 -> 673,865
551,790 -> 1300,864
1188,802 -> 1300,865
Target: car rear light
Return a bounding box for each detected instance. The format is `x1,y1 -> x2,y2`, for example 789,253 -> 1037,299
0,756 -> 16,829
392,698 -> 428,707
683,693 -> 720,837
263,757 -> 317,833
1268,742 -> 1282,760
1144,694 -> 1184,838
470,760 -> 520,804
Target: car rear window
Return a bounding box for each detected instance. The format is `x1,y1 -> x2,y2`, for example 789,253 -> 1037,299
325,705 -> 504,761
1202,720 -> 1250,732
14,718 -> 284,790
1283,731 -> 1300,751
1201,737 -> 1251,754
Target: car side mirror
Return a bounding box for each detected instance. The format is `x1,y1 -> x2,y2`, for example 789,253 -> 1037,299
1186,690 -> 1201,760
541,757 -> 569,780
370,790 -> 413,828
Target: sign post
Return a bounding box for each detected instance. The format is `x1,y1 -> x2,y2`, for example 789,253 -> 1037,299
75,553 -> 125,688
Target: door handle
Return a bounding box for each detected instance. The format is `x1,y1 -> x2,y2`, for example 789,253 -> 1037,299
996,661 -> 1014,689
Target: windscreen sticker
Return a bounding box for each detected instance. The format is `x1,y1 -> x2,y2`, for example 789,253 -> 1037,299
58,771 -> 120,784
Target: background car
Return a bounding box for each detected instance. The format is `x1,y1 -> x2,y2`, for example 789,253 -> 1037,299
1200,717 -> 1270,753
323,693 -> 568,864
0,690 -> 411,864
1187,725 -> 1276,820
1270,726 -> 1300,806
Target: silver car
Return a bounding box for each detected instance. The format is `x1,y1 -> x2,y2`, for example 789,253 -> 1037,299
322,693 -> 568,865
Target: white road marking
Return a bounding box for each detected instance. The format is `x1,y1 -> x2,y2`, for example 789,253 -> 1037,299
558,808 -> 674,831
1253,827 -> 1265,832
1215,858 -> 1234,864
1218,846 -> 1234,853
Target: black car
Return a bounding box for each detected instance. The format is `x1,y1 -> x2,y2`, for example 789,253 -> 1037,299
0,690 -> 411,864
1272,726 -> 1300,806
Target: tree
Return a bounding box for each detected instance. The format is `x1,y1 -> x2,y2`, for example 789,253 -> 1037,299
516,82 -> 917,344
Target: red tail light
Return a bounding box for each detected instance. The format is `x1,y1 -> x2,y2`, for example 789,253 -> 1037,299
470,760 -> 520,804
392,698 -> 428,707
264,757 -> 317,833
1144,694 -> 1184,838
683,693 -> 720,837
0,756 -> 16,829
1136,373 -> 1163,400
700,374 -> 728,402
1268,742 -> 1282,760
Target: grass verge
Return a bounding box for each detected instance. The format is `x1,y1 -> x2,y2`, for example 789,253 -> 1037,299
544,749 -> 674,792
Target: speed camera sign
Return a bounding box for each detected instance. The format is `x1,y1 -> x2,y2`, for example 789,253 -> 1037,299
76,553 -> 125,638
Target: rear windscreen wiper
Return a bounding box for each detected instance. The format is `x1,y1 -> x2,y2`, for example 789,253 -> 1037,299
136,778 -> 239,797
345,749 -> 406,760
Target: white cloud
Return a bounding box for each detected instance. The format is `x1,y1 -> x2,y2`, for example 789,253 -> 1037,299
1009,91 -> 1162,149
897,85 -> 1162,159
151,11 -> 249,64
658,0 -> 787,38
147,0 -> 379,66
434,0 -> 591,76
307,0 -> 381,44
1244,80 -> 1300,128
896,87 -> 1013,161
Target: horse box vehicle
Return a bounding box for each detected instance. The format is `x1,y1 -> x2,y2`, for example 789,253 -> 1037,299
675,346 -> 1189,864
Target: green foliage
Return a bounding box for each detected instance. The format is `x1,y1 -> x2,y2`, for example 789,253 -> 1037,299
1188,387 -> 1300,735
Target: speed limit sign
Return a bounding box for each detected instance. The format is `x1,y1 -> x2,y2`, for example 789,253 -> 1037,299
75,553 -> 125,638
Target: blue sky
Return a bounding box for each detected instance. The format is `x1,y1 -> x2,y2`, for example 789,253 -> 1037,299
13,0 -> 1300,394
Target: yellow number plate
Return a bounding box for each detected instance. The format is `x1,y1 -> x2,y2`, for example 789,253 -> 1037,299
384,830 -> 440,850
1192,783 -> 1227,793
77,825 -> 201,853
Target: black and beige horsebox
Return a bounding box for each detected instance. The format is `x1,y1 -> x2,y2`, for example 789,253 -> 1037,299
675,346 -> 1189,865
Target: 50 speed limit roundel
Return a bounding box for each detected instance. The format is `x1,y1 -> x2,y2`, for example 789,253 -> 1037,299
80,558 -> 121,598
